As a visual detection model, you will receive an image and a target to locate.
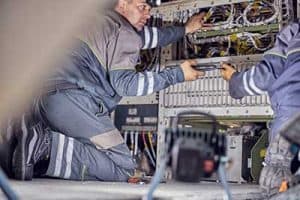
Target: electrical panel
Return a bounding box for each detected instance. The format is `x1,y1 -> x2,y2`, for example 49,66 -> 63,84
153,0 -> 295,182
148,0 -> 294,119
152,0 -> 293,60
113,0 -> 296,182
114,105 -> 158,176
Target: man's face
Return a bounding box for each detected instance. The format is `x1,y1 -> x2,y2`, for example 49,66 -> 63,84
122,0 -> 151,31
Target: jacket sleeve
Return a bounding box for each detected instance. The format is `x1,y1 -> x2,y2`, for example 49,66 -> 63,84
228,22 -> 299,99
139,26 -> 185,49
109,67 -> 185,96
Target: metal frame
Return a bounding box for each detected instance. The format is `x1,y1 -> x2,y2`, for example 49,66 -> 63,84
161,55 -> 272,117
119,93 -> 158,105
155,0 -> 289,66
225,135 -> 245,183
145,0 -> 292,181
162,107 -> 273,118
154,0 -> 293,172
151,0 -> 253,21
156,55 -> 273,173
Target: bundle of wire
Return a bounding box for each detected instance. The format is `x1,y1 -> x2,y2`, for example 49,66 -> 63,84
142,131 -> 156,168
243,0 -> 279,26
200,0 -> 280,30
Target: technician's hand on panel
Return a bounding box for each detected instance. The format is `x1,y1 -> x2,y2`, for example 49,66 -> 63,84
180,12 -> 210,81
220,62 -> 236,81
185,12 -> 211,34
180,60 -> 205,81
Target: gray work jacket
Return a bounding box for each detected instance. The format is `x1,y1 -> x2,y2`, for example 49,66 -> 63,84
50,11 -> 186,112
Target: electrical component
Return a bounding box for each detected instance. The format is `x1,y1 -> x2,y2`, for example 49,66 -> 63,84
114,104 -> 158,176
148,132 -> 157,160
152,0 -> 293,60
142,131 -> 156,168
168,111 -> 227,182
144,111 -> 230,200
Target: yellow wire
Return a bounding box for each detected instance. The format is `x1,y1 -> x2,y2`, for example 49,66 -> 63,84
148,131 -> 156,157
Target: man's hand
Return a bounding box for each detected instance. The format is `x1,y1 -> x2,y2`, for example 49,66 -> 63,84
220,62 -> 236,81
180,60 -> 205,81
185,12 -> 211,34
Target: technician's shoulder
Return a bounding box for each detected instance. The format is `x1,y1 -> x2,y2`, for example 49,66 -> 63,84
264,21 -> 300,57
101,11 -> 121,38
78,10 -> 120,45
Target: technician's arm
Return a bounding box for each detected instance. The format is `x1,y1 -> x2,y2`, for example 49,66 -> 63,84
140,12 -> 207,49
140,26 -> 185,49
109,60 -> 204,96
221,22 -> 299,99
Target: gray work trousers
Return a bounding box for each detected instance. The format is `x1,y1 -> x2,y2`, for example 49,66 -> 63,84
38,89 -> 136,181
270,106 -> 300,141
264,105 -> 300,164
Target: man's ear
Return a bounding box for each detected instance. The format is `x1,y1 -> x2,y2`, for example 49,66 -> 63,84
116,0 -> 128,12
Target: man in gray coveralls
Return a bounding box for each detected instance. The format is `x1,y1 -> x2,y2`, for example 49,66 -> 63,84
11,0 -> 209,181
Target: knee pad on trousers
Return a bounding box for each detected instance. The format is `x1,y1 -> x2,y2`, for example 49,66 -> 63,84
259,134 -> 295,197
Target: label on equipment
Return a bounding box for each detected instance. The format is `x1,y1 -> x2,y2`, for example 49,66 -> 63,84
128,108 -> 138,115
126,117 -> 141,124
248,158 -> 252,168
144,117 -> 158,124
